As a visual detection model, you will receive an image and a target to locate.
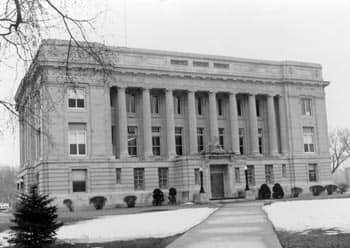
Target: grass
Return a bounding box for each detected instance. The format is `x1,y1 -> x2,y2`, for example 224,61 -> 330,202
277,229 -> 350,248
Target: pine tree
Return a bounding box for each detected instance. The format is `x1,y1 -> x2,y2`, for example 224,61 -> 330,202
9,185 -> 63,248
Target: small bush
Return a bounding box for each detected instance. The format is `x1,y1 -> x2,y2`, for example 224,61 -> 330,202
89,196 -> 107,210
338,184 -> 349,194
325,184 -> 338,195
124,195 -> 137,208
258,184 -> 271,200
63,199 -> 74,212
152,188 -> 165,206
291,187 -> 303,197
168,187 -> 177,205
309,185 -> 325,196
272,183 -> 284,199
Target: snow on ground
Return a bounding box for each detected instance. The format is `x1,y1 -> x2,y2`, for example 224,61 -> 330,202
264,198 -> 350,234
0,207 -> 216,246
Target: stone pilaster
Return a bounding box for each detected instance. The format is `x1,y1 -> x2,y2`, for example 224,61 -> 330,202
248,94 -> 259,155
165,89 -> 176,158
208,91 -> 219,144
142,88 -> 153,158
117,86 -> 128,159
267,94 -> 278,156
187,90 -> 198,154
278,96 -> 288,154
229,92 -> 240,154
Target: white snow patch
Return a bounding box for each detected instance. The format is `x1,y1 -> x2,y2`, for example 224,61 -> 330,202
0,230 -> 10,248
264,198 -> 350,234
0,207 -> 216,246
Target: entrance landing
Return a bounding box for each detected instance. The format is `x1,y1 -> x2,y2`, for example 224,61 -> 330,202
167,202 -> 282,248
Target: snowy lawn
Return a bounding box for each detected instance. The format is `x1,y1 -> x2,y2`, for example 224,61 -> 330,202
0,207 -> 216,247
264,198 -> 350,234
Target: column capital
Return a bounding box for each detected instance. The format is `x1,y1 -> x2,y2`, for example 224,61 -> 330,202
228,91 -> 237,96
117,85 -> 126,90
208,90 -> 217,95
142,87 -> 151,91
187,89 -> 196,93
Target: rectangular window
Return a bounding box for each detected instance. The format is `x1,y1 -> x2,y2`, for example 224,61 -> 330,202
152,127 -> 161,156
72,169 -> 87,192
282,164 -> 287,178
258,128 -> 263,154
301,98 -> 312,116
175,127 -> 183,155
194,168 -> 200,185
196,96 -> 203,115
237,99 -> 242,116
197,128 -> 205,152
68,88 -> 85,109
134,168 -> 145,190
158,168 -> 169,189
218,128 -> 225,149
151,95 -> 160,114
234,167 -> 241,183
171,59 -> 188,66
193,61 -> 209,67
214,62 -> 229,69
247,165 -> 255,186
128,126 -> 137,156
68,123 -> 86,156
239,128 -> 245,155
116,168 -> 121,184
256,99 -> 261,117
303,127 -> 315,153
126,93 -> 136,113
175,96 -> 182,115
308,164 -> 318,182
265,164 -> 274,184
217,98 -> 223,116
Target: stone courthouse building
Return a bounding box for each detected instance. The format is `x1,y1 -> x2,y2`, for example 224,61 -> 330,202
15,39 -> 331,207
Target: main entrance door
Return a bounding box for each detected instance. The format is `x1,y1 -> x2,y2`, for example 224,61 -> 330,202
210,171 -> 225,199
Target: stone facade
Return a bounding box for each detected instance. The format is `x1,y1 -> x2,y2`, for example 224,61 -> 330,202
15,39 -> 331,208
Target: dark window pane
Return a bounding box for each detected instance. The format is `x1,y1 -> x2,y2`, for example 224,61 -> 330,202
69,99 -> 76,108
77,99 -> 84,108
70,144 -> 77,155
73,181 -> 86,192
310,144 -> 314,152
78,144 -> 86,154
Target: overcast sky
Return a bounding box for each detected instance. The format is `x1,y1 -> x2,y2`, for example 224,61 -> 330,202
0,0 -> 349,167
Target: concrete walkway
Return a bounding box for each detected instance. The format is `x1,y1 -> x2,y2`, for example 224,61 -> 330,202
167,202 -> 282,248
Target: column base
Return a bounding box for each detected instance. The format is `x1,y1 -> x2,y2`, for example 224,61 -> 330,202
245,190 -> 256,200
143,152 -> 153,160
119,152 -> 129,160
196,192 -> 210,203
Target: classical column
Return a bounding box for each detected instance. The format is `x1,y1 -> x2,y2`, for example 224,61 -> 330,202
104,85 -> 114,157
142,88 -> 153,158
267,94 -> 278,156
165,89 -> 176,158
187,90 -> 198,154
117,86 -> 128,159
248,94 -> 259,155
208,91 -> 219,144
229,92 -> 240,154
278,96 -> 288,154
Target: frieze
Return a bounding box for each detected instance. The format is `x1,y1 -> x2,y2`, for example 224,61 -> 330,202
37,39 -> 325,82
